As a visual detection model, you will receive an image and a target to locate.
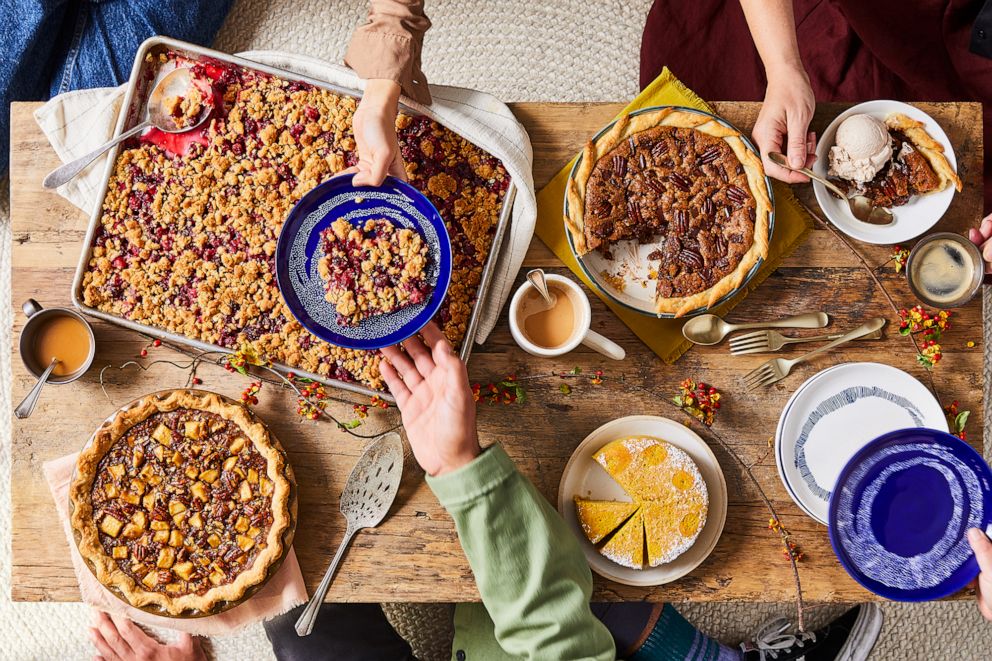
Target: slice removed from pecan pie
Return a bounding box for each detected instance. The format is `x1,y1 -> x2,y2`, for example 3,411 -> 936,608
317,218 -> 431,327
565,108 -> 771,317
69,390 -> 293,615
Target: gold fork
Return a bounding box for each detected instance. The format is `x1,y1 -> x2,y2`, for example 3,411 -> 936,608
743,318 -> 887,390
729,328 -> 884,355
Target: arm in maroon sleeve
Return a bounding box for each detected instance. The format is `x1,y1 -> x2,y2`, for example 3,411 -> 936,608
345,0 -> 432,104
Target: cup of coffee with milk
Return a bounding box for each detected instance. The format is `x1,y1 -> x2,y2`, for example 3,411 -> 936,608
509,272 -> 625,360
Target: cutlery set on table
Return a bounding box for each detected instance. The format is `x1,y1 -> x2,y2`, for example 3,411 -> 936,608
681,312 -> 887,390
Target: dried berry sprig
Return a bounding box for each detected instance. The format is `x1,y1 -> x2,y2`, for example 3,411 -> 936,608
98,341 -> 398,439
888,246 -> 910,273
945,400 -> 971,440
471,374 -> 526,405
672,379 -> 721,426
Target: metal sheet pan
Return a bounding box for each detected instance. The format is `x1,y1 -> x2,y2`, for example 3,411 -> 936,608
70,36 -> 516,401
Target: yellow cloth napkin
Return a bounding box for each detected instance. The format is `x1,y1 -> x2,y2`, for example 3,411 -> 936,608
534,68 -> 812,363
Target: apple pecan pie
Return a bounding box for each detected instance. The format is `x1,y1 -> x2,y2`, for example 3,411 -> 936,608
69,390 -> 292,615
318,218 -> 430,326
565,108 -> 771,317
80,51 -> 510,390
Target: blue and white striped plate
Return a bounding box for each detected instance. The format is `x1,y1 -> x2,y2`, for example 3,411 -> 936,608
830,428 -> 992,601
775,363 -> 947,525
275,174 -> 451,350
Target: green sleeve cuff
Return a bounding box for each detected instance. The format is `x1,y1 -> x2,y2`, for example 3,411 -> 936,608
425,444 -> 516,510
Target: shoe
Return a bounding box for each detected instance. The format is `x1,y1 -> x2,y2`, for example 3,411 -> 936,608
740,604 -> 883,661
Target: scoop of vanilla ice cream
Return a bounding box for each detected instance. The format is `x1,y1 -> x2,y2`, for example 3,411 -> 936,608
828,114 -> 893,184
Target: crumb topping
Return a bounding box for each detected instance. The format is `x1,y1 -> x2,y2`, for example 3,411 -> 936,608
318,218 -> 430,326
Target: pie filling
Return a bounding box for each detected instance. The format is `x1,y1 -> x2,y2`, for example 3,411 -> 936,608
833,131 -> 941,208
318,218 -> 430,326
89,409 -> 275,597
582,126 -> 757,300
81,50 -> 509,390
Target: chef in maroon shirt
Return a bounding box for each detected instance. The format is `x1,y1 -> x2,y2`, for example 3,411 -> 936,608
641,0 -> 992,266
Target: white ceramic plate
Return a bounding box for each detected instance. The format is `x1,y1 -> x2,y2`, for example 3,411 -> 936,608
557,415 -> 728,586
812,100 -> 958,245
775,362 -> 948,525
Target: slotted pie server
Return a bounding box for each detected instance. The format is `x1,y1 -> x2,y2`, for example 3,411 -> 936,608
295,432 -> 404,636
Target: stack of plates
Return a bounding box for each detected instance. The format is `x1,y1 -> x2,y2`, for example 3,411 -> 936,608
775,362 -> 947,525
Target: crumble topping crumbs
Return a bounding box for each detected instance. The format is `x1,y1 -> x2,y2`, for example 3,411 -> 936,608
318,218 -> 430,326
83,51 -> 509,389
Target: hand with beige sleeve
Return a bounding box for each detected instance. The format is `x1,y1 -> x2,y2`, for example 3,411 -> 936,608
344,0 -> 432,186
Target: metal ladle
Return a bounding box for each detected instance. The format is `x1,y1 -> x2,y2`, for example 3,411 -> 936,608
43,68 -> 213,189
768,152 -> 894,226
526,269 -> 557,308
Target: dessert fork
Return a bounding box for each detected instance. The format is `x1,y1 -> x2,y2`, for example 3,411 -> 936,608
743,318 -> 886,390
730,327 -> 883,355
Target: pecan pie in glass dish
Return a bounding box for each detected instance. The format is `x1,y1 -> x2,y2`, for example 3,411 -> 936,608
318,218 -> 431,327
79,49 -> 510,392
68,390 -> 294,616
564,107 -> 772,318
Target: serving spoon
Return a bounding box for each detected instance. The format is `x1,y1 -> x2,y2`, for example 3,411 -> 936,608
768,152 -> 894,226
14,357 -> 58,419
43,68 -> 213,189
682,311 -> 829,346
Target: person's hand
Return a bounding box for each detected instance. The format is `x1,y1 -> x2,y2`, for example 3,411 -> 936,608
380,322 -> 481,476
349,79 -> 405,186
752,65 -> 817,184
968,213 -> 992,274
89,611 -> 204,661
967,528 -> 992,621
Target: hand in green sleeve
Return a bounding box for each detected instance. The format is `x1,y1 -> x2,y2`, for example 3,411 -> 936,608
381,324 -> 615,660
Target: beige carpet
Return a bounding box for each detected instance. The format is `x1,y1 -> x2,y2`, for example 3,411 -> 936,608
4,0 -> 992,658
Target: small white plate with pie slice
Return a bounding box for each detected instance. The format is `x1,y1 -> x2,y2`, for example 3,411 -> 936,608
557,415 -> 728,587
812,100 -> 959,245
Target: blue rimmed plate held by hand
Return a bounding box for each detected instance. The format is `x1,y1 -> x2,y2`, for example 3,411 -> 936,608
829,428 -> 992,601
275,174 -> 451,350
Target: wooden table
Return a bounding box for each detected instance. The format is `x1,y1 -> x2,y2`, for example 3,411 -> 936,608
9,101 -> 984,604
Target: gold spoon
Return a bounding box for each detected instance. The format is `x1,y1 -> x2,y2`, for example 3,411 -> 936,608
682,311 -> 829,346
768,152 -> 895,225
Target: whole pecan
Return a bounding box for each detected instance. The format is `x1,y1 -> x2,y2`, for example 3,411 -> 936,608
668,173 -> 692,192
627,200 -> 644,226
725,185 -> 748,206
611,155 -> 627,178
697,146 -> 721,165
673,209 -> 689,234
679,248 -> 704,270
651,141 -> 668,158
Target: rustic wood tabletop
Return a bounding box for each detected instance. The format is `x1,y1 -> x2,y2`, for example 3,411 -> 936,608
9,100 -> 984,604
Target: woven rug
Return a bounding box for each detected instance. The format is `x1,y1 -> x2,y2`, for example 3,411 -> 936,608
3,1 -> 992,659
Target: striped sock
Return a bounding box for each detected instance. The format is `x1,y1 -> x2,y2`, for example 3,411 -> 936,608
629,604 -> 742,661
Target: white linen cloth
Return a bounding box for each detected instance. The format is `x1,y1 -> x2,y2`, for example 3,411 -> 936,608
34,50 -> 536,343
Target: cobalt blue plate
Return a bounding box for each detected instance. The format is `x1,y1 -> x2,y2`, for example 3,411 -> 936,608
829,428 -> 992,601
275,174 -> 451,350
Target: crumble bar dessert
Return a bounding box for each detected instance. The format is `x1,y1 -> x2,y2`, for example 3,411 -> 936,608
565,108 -> 771,317
318,218 -> 430,326
80,51 -> 510,390
578,436 -> 708,569
68,390 -> 292,615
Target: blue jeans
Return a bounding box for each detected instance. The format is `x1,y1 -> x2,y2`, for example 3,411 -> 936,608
0,0 -> 234,174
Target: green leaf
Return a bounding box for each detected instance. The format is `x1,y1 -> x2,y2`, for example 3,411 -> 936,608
559,384 -> 572,395
339,419 -> 362,429
955,410 -> 971,433
899,326 -> 912,336
569,366 -> 582,375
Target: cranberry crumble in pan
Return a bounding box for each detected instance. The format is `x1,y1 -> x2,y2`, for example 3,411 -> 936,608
76,41 -> 512,392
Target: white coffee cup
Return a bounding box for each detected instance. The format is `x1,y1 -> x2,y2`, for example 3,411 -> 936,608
509,274 -> 625,360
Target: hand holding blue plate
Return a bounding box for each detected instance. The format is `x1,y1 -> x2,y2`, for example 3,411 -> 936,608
829,428 -> 992,601
275,174 -> 451,350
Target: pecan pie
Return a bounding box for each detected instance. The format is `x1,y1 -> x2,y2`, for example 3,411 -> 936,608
80,51 -> 509,390
565,109 -> 771,317
69,390 -> 292,615
318,218 -> 430,326
832,113 -> 962,208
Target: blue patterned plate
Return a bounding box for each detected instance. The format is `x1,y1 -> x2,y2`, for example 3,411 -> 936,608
275,174 -> 451,350
829,428 -> 992,601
